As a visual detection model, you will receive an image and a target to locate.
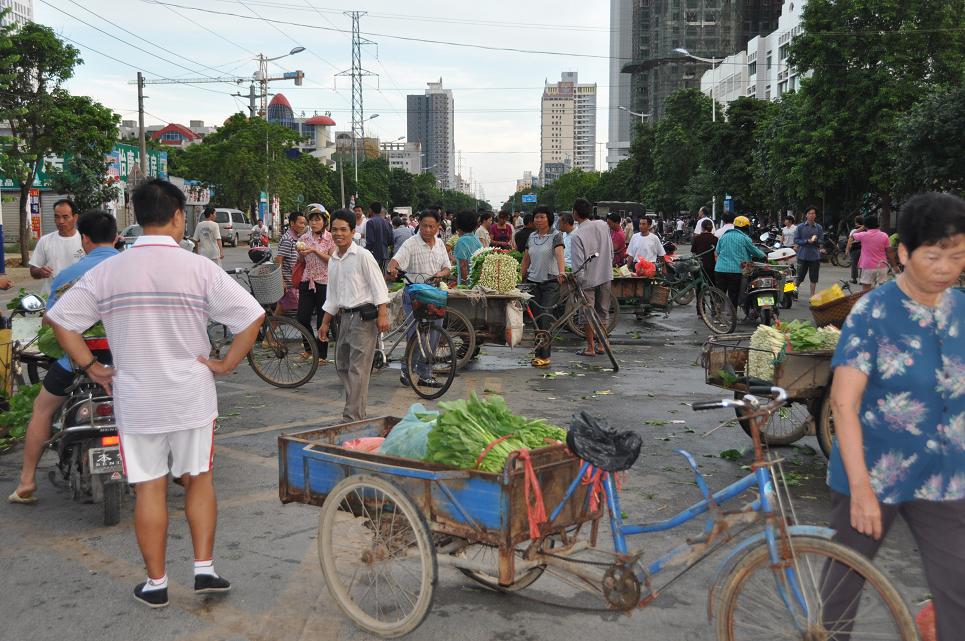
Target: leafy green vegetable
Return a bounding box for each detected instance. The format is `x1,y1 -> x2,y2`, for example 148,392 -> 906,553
0,383 -> 42,439
36,321 -> 106,359
6,288 -> 46,311
719,448 -> 743,461
782,320 -> 825,352
425,393 -> 565,472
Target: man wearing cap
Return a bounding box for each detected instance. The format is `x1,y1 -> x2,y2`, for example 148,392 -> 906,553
714,215 -> 766,309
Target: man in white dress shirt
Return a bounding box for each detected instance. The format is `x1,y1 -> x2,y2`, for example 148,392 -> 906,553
318,209 -> 391,421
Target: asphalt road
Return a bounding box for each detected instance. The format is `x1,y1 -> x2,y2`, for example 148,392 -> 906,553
0,245 -> 927,641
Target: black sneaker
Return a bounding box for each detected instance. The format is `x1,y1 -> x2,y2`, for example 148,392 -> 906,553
399,373 -> 410,387
194,574 -> 231,594
133,582 -> 169,608
417,377 -> 443,388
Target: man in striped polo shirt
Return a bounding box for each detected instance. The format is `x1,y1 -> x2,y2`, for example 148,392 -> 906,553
47,179 -> 265,609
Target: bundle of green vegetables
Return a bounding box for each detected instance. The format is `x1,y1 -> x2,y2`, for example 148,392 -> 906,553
36,322 -> 107,359
780,320 -> 840,352
0,383 -> 41,452
425,393 -> 566,473
468,249 -> 521,292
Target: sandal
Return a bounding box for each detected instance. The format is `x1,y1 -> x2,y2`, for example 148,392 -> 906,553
576,349 -> 597,357
594,344 -> 605,354
531,357 -> 552,368
8,490 -> 38,504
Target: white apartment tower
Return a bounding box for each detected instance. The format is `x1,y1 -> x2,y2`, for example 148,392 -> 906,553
1,0 -> 33,28
607,0 -> 634,169
541,72 -> 596,185
407,80 -> 455,190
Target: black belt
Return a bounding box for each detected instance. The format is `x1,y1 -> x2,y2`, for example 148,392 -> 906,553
340,305 -> 374,315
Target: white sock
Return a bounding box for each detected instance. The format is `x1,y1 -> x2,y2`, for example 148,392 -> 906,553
142,574 -> 168,592
194,559 -> 218,578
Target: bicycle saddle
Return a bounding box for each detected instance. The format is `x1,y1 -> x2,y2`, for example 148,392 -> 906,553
566,411 -> 642,473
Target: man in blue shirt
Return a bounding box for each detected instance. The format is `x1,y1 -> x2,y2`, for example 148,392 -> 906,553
714,216 -> 765,309
792,206 -> 825,298
9,211 -> 119,504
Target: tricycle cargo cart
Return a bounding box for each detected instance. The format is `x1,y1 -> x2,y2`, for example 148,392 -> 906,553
278,401 -> 916,639
702,334 -> 837,456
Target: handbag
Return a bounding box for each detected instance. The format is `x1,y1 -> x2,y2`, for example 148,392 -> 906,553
290,258 -> 305,287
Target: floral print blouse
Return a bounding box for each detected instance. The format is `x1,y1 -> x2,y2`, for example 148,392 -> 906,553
298,229 -> 335,291
828,281 -> 964,504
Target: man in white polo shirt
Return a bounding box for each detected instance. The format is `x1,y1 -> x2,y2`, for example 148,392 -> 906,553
29,199 -> 85,293
47,179 -> 265,609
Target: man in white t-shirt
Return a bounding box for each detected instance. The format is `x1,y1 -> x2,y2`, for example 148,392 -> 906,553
694,206 -> 715,237
29,199 -> 85,293
714,212 -> 736,239
193,207 -> 223,265
626,217 -> 666,264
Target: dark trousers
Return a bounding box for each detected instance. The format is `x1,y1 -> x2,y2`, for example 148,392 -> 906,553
527,279 -> 560,359
825,491 -> 965,641
797,259 -> 821,284
296,280 -> 328,359
715,271 -> 743,309
850,247 -> 861,281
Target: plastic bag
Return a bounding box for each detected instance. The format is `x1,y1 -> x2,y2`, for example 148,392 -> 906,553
378,403 -> 438,460
565,411 -> 642,473
505,300 -> 524,347
341,437 -> 385,453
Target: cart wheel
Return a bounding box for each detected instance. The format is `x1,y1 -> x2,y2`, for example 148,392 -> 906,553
456,539 -> 553,592
443,308 -> 476,370
318,475 -> 437,638
734,392 -> 809,446
816,386 -> 835,459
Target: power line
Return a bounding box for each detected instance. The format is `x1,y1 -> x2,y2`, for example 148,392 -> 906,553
141,1 -> 624,60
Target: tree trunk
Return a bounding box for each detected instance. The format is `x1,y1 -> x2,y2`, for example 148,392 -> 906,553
18,181 -> 30,265
880,192 -> 894,232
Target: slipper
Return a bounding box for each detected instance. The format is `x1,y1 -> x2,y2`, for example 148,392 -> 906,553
531,357 -> 552,368
8,490 -> 37,504
576,349 -> 597,357
594,345 -> 605,354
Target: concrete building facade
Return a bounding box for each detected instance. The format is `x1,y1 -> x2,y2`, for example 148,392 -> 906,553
406,80 -> 455,190
607,0 -> 635,169
700,0 -> 806,107
540,72 -> 596,185
618,1 -> 782,124
1,0 -> 32,28
379,141 -> 422,174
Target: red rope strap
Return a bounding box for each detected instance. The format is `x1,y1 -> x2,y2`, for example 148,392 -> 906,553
474,434 -> 515,470
517,449 -> 548,539
581,465 -> 623,513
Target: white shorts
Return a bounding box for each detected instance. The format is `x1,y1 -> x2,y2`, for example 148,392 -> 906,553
859,266 -> 889,287
119,423 -> 215,484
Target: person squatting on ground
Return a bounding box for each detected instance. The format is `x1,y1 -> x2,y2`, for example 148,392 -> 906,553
824,192 -> 965,641
46,179 -> 265,608
318,209 -> 391,422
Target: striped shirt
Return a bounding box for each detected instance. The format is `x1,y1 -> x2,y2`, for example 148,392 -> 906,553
277,228 -> 300,287
45,235 -> 265,435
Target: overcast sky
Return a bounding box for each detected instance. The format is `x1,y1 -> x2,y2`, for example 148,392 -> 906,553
35,0 -> 613,206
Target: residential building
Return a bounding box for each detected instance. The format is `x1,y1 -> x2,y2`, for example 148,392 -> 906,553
619,1 -> 782,122
120,120 -> 215,149
265,94 -> 337,165
406,79 -> 455,190
607,0 -> 634,168
335,132 -> 380,161
541,72 -> 596,185
379,141 -> 422,174
516,171 -> 536,194
700,0 -> 806,107
1,0 -> 32,28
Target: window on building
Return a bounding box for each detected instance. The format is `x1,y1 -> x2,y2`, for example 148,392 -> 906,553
779,44 -> 789,61
766,53 -> 772,70
748,61 -> 757,76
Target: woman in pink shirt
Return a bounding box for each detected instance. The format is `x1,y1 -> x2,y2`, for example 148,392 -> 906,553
296,210 -> 336,362
848,215 -> 891,291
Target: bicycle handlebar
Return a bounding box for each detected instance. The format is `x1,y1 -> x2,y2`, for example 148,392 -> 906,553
692,386 -> 788,412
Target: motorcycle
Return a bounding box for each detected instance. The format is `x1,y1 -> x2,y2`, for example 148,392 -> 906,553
740,260 -> 790,327
47,337 -> 126,526
248,231 -> 272,263
760,233 -> 798,309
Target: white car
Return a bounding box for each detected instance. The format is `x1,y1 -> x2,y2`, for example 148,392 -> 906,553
119,224 -> 194,252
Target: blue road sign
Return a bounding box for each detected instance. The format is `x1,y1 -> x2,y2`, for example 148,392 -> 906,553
521,193 -> 537,203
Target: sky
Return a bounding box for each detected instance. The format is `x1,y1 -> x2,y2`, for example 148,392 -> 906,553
33,0 -> 614,207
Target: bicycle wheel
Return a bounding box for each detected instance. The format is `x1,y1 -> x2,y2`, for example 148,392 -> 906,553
442,308 -> 476,370
734,392 -> 809,446
716,536 -> 916,641
318,475 -> 437,638
586,308 -> 619,373
672,286 -> 696,306
565,295 -> 619,337
404,324 -> 455,400
697,286 -> 737,334
456,541 -> 549,593
816,387 -> 836,459
247,316 -> 319,388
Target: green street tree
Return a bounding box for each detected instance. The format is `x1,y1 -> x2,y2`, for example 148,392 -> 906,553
0,22 -> 118,262
892,84 -> 965,197
46,144 -> 120,213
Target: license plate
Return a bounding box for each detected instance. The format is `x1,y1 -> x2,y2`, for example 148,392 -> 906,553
89,446 -> 122,474
757,296 -> 775,307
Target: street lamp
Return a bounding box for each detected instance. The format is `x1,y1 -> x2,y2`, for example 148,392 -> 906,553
674,47 -> 725,219
618,105 -> 652,121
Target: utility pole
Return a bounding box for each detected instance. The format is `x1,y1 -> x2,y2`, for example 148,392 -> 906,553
336,11 -> 377,190
232,83 -> 262,119
137,72 -> 147,174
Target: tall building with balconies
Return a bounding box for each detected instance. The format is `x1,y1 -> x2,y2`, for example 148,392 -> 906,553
1,0 -> 32,28
541,72 -> 596,185
406,80 -> 455,190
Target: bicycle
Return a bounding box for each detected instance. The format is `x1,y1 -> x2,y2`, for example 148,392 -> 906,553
372,271 -> 457,400
209,263 -> 319,388
5,293 -> 54,389
522,253 -> 620,373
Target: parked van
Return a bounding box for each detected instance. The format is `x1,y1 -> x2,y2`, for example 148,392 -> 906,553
213,208 -> 253,246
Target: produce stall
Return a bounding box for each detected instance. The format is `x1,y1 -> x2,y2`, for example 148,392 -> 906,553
702,320 -> 841,457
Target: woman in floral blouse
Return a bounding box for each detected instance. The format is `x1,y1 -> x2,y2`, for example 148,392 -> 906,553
296,210 -> 336,363
825,192 -> 965,640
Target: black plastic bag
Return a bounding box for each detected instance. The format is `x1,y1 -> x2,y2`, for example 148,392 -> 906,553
565,411 -> 642,472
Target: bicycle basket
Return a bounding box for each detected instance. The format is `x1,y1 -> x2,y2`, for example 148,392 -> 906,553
248,262 -> 284,305
408,284 -> 447,320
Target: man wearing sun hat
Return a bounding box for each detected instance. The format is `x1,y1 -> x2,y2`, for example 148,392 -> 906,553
714,215 -> 766,309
